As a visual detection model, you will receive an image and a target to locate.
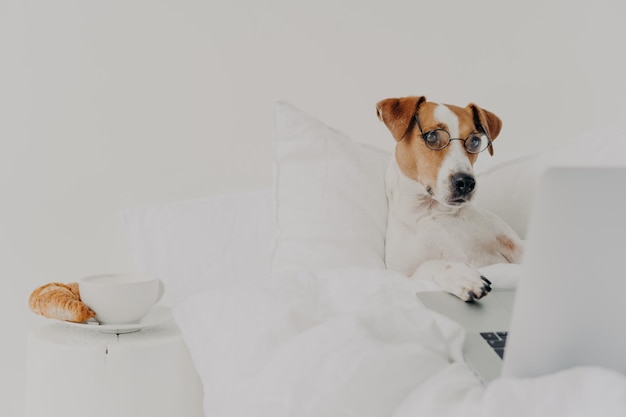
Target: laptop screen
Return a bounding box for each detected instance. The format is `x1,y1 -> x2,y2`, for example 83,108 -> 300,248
502,166 -> 626,378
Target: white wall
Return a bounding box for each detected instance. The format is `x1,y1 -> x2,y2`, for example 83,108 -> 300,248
2,0 -> 625,415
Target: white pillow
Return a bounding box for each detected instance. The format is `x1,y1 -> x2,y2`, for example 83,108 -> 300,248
272,101 -> 390,272
474,154 -> 540,239
121,188 -> 276,306
474,123 -> 626,239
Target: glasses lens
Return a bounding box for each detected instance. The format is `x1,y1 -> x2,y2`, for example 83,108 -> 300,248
423,130 -> 450,150
465,133 -> 489,153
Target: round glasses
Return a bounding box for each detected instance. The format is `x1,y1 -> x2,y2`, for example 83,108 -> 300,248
421,129 -> 492,154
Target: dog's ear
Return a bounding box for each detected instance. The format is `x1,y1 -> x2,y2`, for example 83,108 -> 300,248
467,103 -> 502,156
376,96 -> 426,142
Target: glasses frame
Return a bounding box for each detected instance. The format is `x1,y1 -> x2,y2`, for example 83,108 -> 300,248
414,113 -> 492,154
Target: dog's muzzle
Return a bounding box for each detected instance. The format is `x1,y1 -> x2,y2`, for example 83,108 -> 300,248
450,173 -> 476,203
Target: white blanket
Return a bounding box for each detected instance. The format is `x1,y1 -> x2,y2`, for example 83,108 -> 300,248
174,267 -> 626,417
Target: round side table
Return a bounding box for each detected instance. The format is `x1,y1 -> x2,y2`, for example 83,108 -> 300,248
25,315 -> 204,417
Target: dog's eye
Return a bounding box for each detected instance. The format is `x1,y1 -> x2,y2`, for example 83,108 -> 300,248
423,131 -> 446,149
424,132 -> 437,143
465,134 -> 487,153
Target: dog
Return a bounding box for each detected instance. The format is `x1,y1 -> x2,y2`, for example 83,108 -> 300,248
376,96 -> 523,301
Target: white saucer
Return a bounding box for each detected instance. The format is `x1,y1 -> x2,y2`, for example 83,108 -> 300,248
62,305 -> 173,334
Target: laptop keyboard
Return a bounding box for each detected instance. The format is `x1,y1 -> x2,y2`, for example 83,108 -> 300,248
480,332 -> 508,359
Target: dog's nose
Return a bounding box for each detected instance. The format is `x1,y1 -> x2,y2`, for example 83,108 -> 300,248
452,173 -> 475,196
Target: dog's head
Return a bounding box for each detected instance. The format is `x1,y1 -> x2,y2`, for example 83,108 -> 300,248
376,96 -> 502,207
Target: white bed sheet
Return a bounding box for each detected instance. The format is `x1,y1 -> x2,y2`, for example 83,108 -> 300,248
173,267 -> 626,417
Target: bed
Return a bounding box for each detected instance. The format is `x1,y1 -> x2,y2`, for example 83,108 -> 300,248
122,101 -> 626,416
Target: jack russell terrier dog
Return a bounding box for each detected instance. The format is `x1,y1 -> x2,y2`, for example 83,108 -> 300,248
376,96 -> 523,301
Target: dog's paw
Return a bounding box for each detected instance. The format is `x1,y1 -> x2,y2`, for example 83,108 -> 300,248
414,261 -> 492,302
461,275 -> 492,302
445,271 -> 492,302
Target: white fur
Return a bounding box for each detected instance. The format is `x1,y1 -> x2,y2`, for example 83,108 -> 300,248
434,104 -> 459,136
385,105 -> 523,301
434,105 -> 474,204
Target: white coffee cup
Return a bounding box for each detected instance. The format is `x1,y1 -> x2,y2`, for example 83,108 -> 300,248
78,274 -> 165,324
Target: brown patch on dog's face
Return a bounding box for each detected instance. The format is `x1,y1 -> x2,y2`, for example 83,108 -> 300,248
393,102 -> 449,193
377,96 -> 502,205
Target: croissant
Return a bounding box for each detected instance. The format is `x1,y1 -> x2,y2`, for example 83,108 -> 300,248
29,282 -> 96,323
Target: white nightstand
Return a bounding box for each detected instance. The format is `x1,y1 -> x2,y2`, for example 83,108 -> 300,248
25,313 -> 205,417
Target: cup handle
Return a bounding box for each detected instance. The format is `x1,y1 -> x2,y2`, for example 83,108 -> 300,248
155,279 -> 165,304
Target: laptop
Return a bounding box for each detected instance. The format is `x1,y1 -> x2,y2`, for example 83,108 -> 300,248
417,166 -> 626,384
